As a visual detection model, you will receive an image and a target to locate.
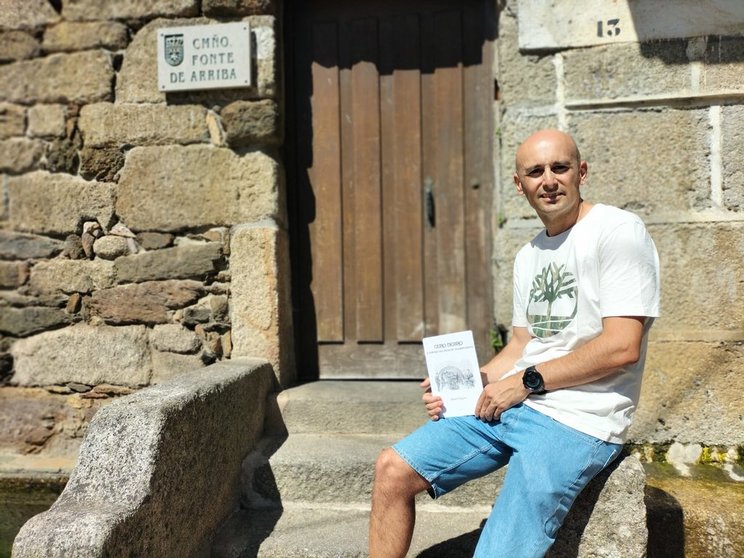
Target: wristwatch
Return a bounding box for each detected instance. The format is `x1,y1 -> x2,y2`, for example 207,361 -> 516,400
522,366 -> 546,394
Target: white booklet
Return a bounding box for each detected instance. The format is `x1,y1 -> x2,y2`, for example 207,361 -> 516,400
422,330 -> 483,418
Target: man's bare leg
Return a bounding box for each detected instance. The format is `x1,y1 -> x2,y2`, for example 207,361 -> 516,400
369,447 -> 431,558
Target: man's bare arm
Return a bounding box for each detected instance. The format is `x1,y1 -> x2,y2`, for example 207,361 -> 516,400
475,316 -> 646,421
538,316 -> 645,389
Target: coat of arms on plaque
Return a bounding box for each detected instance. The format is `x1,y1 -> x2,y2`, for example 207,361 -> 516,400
164,34 -> 184,66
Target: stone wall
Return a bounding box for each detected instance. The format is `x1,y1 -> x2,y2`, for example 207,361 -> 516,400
2,0 -> 742,474
0,0 -> 294,462
493,0 -> 744,465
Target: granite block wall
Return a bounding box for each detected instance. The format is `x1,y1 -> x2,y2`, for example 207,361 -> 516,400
493,1 -> 744,463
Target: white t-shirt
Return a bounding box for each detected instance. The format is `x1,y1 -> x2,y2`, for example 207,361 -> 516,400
508,204 -> 660,443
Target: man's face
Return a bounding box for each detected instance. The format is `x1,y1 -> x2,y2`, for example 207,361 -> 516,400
513,133 -> 588,231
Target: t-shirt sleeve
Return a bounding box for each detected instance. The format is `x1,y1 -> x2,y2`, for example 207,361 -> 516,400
598,218 -> 660,318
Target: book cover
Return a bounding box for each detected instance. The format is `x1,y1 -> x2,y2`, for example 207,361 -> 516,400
422,330 -> 482,417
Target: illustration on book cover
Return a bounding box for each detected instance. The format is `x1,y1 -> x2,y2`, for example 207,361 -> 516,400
433,364 -> 477,393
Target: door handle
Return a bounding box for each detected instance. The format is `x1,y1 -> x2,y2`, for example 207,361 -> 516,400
424,177 -> 435,227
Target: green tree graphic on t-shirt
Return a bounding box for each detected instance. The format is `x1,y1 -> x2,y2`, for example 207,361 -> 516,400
528,263 -> 578,337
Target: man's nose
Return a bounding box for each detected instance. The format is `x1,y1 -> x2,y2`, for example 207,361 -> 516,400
542,168 -> 558,187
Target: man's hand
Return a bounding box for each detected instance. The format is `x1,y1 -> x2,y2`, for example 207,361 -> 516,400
420,378 -> 444,420
474,373 -> 529,421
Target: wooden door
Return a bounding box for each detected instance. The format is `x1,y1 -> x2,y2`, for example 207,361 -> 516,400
287,0 -> 495,379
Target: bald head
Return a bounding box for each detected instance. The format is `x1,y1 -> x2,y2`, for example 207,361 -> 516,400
512,128 -> 589,235
515,129 -> 581,172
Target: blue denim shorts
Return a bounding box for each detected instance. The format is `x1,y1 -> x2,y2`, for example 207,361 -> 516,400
393,403 -> 622,557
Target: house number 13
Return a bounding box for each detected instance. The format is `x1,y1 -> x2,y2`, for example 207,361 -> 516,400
597,18 -> 620,38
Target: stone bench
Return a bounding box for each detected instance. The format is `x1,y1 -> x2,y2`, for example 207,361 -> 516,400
12,359 -> 276,558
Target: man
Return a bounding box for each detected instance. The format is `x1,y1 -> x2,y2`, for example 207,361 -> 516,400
368,129 -> 660,557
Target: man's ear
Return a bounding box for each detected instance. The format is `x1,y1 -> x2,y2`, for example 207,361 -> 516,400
579,161 -> 588,185
514,173 -> 524,195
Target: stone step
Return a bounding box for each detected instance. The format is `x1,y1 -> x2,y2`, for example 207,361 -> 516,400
276,380 -> 429,435
212,503 -> 487,558
247,432 -> 504,509
227,381 -> 650,557
219,454 -> 654,558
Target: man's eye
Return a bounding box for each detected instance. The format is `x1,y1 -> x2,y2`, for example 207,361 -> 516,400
552,165 -> 569,173
527,169 -> 542,177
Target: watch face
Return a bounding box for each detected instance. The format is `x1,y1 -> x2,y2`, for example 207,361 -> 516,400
525,374 -> 540,389
524,368 -> 544,391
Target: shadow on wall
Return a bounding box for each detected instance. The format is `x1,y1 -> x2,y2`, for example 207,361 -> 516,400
627,0 -> 744,63
638,34 -> 744,65
645,486 -> 685,558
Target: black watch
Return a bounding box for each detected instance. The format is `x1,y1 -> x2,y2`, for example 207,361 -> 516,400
522,366 -> 546,394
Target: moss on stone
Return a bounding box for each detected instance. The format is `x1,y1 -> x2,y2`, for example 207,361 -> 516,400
645,465 -> 744,558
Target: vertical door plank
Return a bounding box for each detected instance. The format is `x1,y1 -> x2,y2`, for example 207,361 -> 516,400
338,23 -> 356,344
420,12 -> 439,338
350,18 -> 384,342
381,13 -> 426,346
433,9 -> 467,334
309,22 -> 344,342
379,17 -> 397,345
463,2 -> 495,361
392,15 -> 425,342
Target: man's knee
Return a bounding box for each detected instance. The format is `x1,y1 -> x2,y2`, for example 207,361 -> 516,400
373,448 -> 406,483
373,448 -> 429,496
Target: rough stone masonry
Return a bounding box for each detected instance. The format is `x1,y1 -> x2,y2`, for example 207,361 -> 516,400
0,0 -> 294,463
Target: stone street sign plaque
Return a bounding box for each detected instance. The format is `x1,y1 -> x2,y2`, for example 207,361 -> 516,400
157,22 -> 252,92
518,0 -> 744,51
